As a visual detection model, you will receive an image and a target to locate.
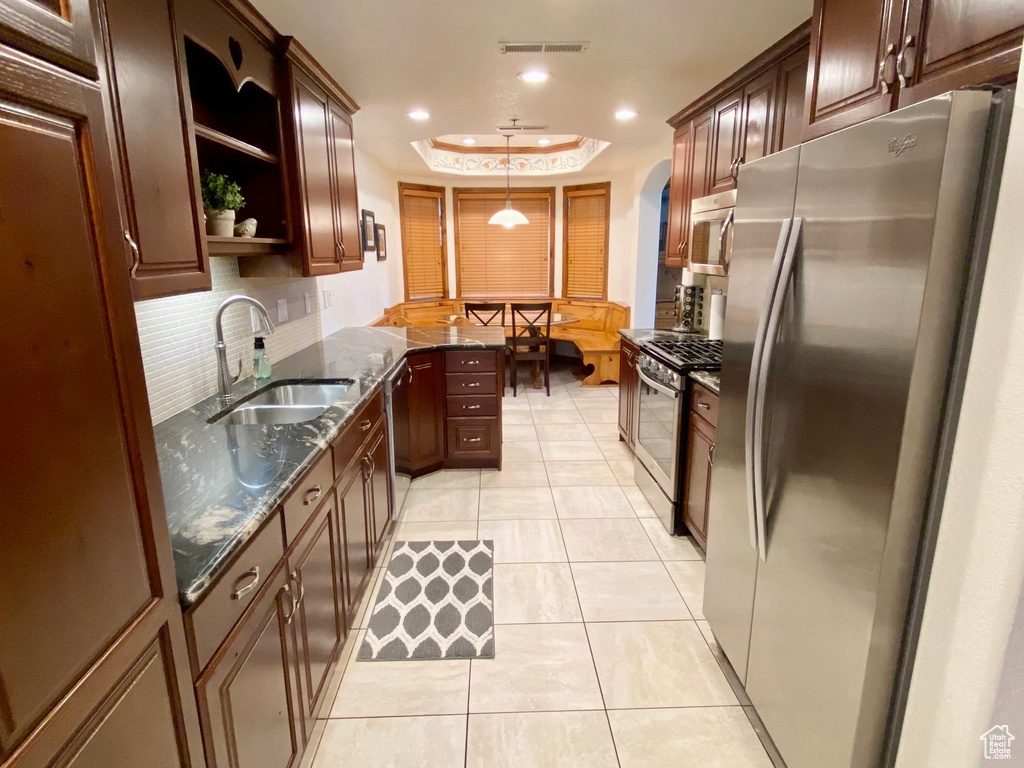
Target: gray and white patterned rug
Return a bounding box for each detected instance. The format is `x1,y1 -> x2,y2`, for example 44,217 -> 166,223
357,540 -> 494,661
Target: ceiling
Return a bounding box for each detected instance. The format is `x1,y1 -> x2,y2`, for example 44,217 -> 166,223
251,0 -> 812,178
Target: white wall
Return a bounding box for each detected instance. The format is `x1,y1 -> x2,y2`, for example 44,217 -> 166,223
317,148 -> 406,333
895,73 -> 1024,768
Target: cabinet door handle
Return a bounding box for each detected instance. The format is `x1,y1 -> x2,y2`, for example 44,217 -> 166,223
466,437 -> 482,443
708,442 -> 715,467
125,231 -> 141,278
878,43 -> 896,94
335,242 -> 343,263
288,570 -> 305,624
360,419 -> 372,431
281,583 -> 296,623
896,35 -> 916,88
231,566 -> 260,600
303,485 -> 322,506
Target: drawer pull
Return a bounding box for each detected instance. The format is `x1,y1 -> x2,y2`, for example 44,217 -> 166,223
463,360 -> 481,365
697,402 -> 710,410
465,404 -> 482,410
303,485 -> 322,506
466,437 -> 483,443
465,382 -> 481,388
360,419 -> 372,431
231,567 -> 260,601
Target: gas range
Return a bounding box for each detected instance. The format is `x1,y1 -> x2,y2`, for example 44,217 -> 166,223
639,335 -> 723,373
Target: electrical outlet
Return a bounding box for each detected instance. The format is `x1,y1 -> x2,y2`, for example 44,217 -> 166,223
304,293 -> 312,314
322,289 -> 332,309
277,299 -> 288,323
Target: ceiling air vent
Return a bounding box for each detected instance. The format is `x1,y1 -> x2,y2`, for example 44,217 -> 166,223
499,41 -> 590,54
496,124 -> 550,133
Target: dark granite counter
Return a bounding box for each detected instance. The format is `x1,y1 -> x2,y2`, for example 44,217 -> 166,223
618,328 -> 700,345
690,370 -> 721,394
155,326 -> 506,607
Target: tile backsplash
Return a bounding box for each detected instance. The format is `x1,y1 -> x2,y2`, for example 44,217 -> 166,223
134,258 -> 322,424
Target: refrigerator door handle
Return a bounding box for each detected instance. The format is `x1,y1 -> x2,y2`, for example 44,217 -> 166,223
745,218 -> 794,552
753,217 -> 803,561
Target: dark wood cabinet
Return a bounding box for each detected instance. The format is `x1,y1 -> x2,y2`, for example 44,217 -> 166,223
443,350 -> 503,469
0,0 -> 97,77
288,495 -> 344,735
195,563 -> 303,768
618,338 -> 640,449
0,40 -> 200,766
775,46 -> 810,150
100,0 -> 211,299
398,352 -> 446,475
740,68 -> 779,168
689,109 -> 715,206
336,455 -> 371,621
897,0 -> 1024,106
710,92 -> 744,194
366,417 -> 392,550
683,412 -> 715,551
666,122 -> 692,267
281,38 -> 362,276
804,0 -> 1021,138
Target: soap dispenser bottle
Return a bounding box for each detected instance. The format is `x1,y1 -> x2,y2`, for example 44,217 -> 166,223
252,336 -> 271,380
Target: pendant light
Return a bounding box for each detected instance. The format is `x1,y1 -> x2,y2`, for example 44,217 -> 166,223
489,133 -> 529,228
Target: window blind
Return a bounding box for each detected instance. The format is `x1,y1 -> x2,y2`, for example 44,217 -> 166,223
563,183 -> 610,299
454,189 -> 554,298
399,184 -> 447,301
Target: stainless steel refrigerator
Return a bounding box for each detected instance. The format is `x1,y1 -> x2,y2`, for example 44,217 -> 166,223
703,89 -> 1012,768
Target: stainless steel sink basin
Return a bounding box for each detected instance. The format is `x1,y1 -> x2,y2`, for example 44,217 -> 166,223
212,381 -> 353,426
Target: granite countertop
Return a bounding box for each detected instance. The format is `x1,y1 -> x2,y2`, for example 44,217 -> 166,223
690,370 -> 721,394
155,325 -> 507,608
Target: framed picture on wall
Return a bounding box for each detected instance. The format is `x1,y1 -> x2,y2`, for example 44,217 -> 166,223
361,209 -> 376,253
376,224 -> 387,261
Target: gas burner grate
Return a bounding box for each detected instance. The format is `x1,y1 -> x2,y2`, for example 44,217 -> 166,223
642,338 -> 722,371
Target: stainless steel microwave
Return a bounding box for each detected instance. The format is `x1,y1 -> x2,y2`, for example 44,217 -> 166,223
688,189 -> 736,276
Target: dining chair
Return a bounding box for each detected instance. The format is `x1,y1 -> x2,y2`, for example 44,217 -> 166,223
464,302 -> 506,327
509,302 -> 553,396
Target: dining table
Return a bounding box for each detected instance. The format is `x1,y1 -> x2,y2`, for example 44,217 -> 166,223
439,312 -> 580,390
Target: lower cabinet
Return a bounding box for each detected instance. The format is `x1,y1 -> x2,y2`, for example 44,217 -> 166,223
618,338 -> 639,448
396,351 -> 446,475
683,382 -> 719,550
366,416 -> 392,551
195,562 -> 303,768
443,349 -> 503,469
336,443 -> 371,621
288,496 -> 344,734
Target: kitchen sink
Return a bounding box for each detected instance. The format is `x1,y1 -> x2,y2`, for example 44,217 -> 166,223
212,380 -> 353,426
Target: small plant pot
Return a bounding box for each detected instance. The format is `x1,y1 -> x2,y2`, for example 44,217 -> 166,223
205,208 -> 236,237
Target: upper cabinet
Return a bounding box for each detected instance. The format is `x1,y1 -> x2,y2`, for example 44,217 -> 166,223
281,38 -> 362,276
0,0 -> 97,76
804,0 -> 1022,138
101,0 -> 211,300
666,23 -> 810,267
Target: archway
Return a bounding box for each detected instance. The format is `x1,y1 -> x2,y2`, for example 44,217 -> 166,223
633,158 -> 672,328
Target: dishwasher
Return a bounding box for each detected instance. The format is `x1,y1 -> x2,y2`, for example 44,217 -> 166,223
384,359 -> 411,520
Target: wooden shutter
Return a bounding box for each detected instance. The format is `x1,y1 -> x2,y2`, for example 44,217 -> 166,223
454,188 -> 554,298
399,183 -> 447,300
563,182 -> 610,299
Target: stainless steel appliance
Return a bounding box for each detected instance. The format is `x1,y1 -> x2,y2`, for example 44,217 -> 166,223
633,337 -> 722,534
384,359 -> 410,518
703,89 -> 1011,768
688,189 -> 735,275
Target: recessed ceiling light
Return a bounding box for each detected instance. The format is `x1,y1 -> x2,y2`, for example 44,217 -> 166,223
408,109 -> 430,121
615,108 -> 638,120
462,137 -> 477,145
537,138 -> 552,146
519,70 -> 550,83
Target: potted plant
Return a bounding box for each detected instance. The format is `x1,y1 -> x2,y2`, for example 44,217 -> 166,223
201,171 -> 245,237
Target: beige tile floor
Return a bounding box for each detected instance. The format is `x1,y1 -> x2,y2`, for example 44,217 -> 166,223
306,364 -> 774,768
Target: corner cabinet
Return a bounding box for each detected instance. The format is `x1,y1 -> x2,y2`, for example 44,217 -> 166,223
803,0 -> 1022,139
281,37 -> 362,276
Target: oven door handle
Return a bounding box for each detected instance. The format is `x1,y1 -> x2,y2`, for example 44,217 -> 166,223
637,368 -> 680,399
746,217 -> 794,556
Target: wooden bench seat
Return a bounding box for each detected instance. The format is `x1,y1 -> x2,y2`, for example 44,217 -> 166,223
375,298 -> 630,385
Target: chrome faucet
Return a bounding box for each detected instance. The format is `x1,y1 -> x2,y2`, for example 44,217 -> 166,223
215,294 -> 276,404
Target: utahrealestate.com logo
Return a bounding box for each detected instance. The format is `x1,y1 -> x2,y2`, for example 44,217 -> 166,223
980,725 -> 1015,760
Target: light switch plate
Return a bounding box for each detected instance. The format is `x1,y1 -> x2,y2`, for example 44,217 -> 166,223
277,299 -> 288,323
322,289 -> 332,309
304,293 -> 312,314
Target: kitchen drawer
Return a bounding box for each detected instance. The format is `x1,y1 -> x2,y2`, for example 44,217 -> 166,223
446,417 -> 500,461
690,382 -> 719,428
446,394 -> 498,418
332,390 -> 383,476
185,509 -> 285,674
445,349 -> 498,373
282,449 -> 334,545
445,372 -> 498,396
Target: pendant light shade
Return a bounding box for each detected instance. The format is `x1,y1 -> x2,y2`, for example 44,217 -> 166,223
489,133 -> 528,228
